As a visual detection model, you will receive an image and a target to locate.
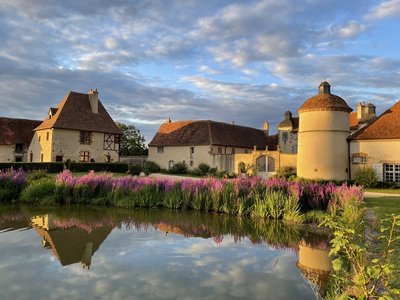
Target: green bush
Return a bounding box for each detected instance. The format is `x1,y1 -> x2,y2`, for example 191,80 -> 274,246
277,166 -> 297,179
169,162 -> 188,174
198,163 -> 211,175
127,164 -> 143,176
69,162 -> 128,173
190,168 -> 202,176
354,167 -> 378,188
20,178 -> 56,205
0,162 -> 63,173
27,170 -> 50,182
143,161 -> 161,174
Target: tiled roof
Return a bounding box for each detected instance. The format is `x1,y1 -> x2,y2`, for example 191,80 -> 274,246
0,117 -> 41,145
266,134 -> 278,151
35,91 -> 121,134
298,93 -> 352,113
149,120 -> 268,149
349,112 -> 360,131
278,117 -> 299,132
350,101 -> 400,140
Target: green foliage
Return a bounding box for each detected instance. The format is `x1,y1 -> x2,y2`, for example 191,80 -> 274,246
303,210 -> 328,224
27,170 -> 50,182
190,168 -> 203,176
69,162 -> 128,173
0,162 -> 64,173
198,163 -> 211,175
20,178 -> 56,205
323,209 -> 400,299
354,167 -> 378,188
116,122 -> 147,156
127,164 -> 143,176
169,162 -> 188,174
276,166 -> 297,179
143,161 -> 161,174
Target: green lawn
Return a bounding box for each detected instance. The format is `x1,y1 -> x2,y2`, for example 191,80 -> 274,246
365,188 -> 400,195
365,197 -> 400,217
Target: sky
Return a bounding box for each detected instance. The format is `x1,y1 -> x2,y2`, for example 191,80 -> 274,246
0,0 -> 399,143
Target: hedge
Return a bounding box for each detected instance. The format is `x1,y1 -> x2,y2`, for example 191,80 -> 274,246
69,162 -> 128,173
0,162 -> 64,173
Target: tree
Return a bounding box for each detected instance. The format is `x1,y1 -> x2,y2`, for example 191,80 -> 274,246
116,123 -> 148,156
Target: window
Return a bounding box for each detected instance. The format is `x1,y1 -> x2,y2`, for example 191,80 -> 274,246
352,156 -> 367,164
157,146 -> 164,153
80,151 -> 90,162
15,143 -> 23,153
384,164 -> 400,182
46,132 -> 49,141
105,154 -> 111,163
38,135 -> 41,142
190,147 -> 194,159
231,148 -> 235,154
40,153 -> 43,162
30,152 -> 33,162
80,131 -> 92,144
218,147 -> 222,154
55,156 -> 63,162
114,134 -> 120,144
190,160 -> 194,167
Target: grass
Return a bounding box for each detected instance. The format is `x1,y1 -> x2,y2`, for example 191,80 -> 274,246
364,197 -> 400,217
365,188 -> 400,194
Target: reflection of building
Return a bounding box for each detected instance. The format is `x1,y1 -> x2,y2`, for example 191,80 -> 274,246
31,214 -> 112,269
156,222 -> 213,239
296,240 -> 332,296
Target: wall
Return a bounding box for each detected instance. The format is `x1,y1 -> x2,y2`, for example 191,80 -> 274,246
278,130 -> 298,154
0,145 -> 15,162
148,145 -> 213,170
52,129 -> 119,163
28,129 -> 119,162
350,139 -> 400,181
298,110 -> 350,180
28,129 -> 52,162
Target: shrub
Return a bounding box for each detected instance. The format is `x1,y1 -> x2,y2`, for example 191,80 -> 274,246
69,162 -> 128,173
354,167 -> 378,188
277,166 -> 297,179
190,168 -> 202,176
0,169 -> 26,202
27,170 -> 50,182
0,162 -> 63,173
143,161 -> 161,174
20,178 -> 56,205
127,164 -> 143,176
169,162 -> 188,174
198,163 -> 211,175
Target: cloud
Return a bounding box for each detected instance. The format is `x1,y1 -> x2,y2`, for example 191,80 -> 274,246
366,0 -> 400,20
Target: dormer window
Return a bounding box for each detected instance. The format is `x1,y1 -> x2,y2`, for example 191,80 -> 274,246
80,131 -> 92,144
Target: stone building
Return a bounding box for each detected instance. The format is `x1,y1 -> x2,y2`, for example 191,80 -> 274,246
349,101 -> 400,182
28,89 -> 121,163
148,120 -> 269,171
0,118 -> 41,162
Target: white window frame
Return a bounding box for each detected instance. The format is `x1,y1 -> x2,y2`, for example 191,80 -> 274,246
384,164 -> 400,183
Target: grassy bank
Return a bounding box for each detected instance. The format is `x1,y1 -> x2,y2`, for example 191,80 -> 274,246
1,169 -> 364,224
365,188 -> 400,195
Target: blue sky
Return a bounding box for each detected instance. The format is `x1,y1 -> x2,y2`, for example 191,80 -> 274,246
0,0 -> 399,142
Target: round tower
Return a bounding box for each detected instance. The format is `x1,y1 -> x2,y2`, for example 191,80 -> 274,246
297,81 -> 352,180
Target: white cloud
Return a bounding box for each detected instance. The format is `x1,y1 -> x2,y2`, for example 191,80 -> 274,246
366,0 -> 400,20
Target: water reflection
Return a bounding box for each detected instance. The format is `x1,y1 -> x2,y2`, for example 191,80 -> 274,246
0,206 -> 332,299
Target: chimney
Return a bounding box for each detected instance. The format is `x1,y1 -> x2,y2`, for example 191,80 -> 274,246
88,89 -> 99,114
318,81 -> 331,94
263,121 -> 269,136
166,117 -> 172,123
357,101 -> 376,122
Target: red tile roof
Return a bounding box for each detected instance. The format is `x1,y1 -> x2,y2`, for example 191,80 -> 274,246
350,101 -> 400,140
266,134 -> 278,151
298,93 -> 352,113
0,117 -> 42,145
35,91 -> 121,134
149,120 -> 268,149
349,112 -> 360,131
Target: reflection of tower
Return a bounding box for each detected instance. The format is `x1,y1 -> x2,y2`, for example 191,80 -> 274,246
31,214 -> 112,269
156,222 -> 212,239
296,240 -> 332,296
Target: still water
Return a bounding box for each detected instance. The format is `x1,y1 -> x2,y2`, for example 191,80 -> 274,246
0,205 -> 332,300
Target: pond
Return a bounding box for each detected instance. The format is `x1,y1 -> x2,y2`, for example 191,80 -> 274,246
0,205 -> 332,300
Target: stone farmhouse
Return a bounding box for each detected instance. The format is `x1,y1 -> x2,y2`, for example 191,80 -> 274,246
0,89 -> 121,163
148,81 -> 400,183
